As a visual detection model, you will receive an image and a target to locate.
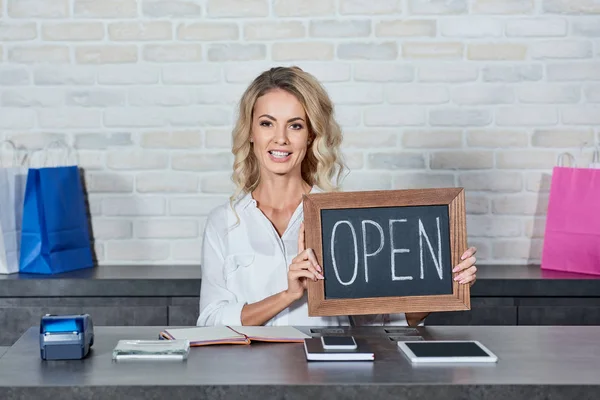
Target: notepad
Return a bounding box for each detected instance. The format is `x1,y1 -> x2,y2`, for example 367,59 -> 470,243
159,326 -> 311,346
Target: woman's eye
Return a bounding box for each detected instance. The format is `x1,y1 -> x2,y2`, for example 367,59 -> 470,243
290,123 -> 303,130
259,121 -> 272,127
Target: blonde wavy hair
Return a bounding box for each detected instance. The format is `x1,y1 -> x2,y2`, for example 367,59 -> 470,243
229,66 -> 347,208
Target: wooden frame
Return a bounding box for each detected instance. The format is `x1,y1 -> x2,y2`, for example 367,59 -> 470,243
302,188 -> 469,317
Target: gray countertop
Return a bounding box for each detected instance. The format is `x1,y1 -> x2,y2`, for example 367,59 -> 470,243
0,325 -> 598,399
0,264 -> 598,297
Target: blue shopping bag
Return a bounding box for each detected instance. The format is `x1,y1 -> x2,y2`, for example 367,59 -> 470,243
19,161 -> 93,274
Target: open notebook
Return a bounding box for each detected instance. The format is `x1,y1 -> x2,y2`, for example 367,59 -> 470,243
159,326 -> 311,346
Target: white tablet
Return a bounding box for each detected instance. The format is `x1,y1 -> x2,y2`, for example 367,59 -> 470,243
398,340 -> 498,363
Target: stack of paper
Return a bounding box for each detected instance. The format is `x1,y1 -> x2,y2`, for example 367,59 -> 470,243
160,326 -> 310,347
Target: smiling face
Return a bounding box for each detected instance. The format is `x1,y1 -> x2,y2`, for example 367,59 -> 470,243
250,88 -> 310,179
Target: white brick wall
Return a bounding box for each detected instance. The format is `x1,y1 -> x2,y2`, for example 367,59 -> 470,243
0,0 -> 598,266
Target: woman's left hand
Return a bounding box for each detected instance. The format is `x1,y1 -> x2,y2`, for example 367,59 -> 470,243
453,247 -> 477,286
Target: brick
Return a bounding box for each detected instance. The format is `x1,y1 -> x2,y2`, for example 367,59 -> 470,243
467,130 -> 528,147
335,106 -> 362,127
170,196 -> 229,216
208,44 -> 266,62
172,240 -> 203,261
97,66 -> 160,85
201,173 -> 235,194
162,65 -> 221,84
86,196 -> 102,216
339,0 -> 402,14
0,23 -> 37,40
78,150 -> 105,170
106,150 -> 168,170
451,86 -> 514,105
0,109 -> 34,128
468,44 -> 527,60
0,67 -> 29,85
91,219 -> 132,240
143,44 -> 202,62
143,0 -> 202,17
526,172 -> 553,192
492,239 -> 543,260
562,106 -> 600,124
311,20 -> 371,38
135,220 -> 198,239
393,172 -> 455,189
327,83 -> 383,105
492,194 -> 549,216
418,64 -> 479,82
532,129 -> 594,147
67,90 -> 126,107
343,151 -> 364,169
208,0 -> 267,17
244,21 -> 304,40
441,18 -> 503,37
297,62 -> 351,82
38,108 -> 102,129
496,106 -> 558,126
364,106 -> 425,126
465,195 -> 489,214
402,130 -> 462,148
547,62 -> 600,80
506,18 -> 567,37
367,152 -> 426,169
572,19 -> 600,36
224,62 -> 272,83
205,129 -> 232,149
402,42 -> 463,59
430,151 -> 494,170
172,152 -> 233,171
472,0 -> 534,14
524,218 -> 547,238
74,0 -> 137,18
43,23 -> 104,41
1,88 -> 63,107
354,63 -> 414,82
74,133 -> 132,149
102,197 -> 165,216
543,0 -> 600,14
168,107 -> 231,127
532,40 -> 592,59
585,84 -> 600,102
141,131 -> 202,149
9,46 -> 69,63
386,85 -> 449,104
409,0 -> 467,14
8,0 -> 68,18
109,22 -> 172,41
430,109 -> 492,126
179,23 -> 238,41
197,85 -> 245,105
482,64 -> 543,82
106,241 -> 170,262
128,87 -> 195,107
6,132 -> 67,149
376,20 -> 436,37
467,216 -> 521,238
86,173 -> 134,193
272,42 -> 332,61
517,84 -> 580,103
342,172 -> 392,191
274,0 -> 335,16
76,46 -> 137,64
338,42 -> 398,60
458,171 -> 523,192
496,150 -> 558,169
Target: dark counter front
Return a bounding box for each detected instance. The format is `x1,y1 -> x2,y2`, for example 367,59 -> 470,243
0,326 -> 599,399
0,265 -> 598,345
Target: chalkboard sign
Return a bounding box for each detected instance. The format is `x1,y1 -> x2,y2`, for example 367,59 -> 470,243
302,188 -> 469,317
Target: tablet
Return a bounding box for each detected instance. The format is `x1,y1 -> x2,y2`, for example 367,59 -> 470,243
397,340 -> 498,363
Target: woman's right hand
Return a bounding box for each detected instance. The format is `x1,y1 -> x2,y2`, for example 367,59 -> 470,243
286,222 -> 324,301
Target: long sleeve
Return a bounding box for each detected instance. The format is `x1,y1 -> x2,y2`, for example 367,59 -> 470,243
196,219 -> 245,326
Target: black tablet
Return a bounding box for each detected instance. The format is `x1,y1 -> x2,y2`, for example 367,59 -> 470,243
398,340 -> 498,363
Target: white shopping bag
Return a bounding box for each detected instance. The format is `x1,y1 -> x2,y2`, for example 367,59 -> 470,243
0,141 -> 29,274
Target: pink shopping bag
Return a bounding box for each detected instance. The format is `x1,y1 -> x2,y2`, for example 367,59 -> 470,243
541,153 -> 600,276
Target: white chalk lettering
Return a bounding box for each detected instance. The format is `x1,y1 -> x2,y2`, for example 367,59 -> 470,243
418,218 -> 443,280
330,220 -> 358,286
389,219 -> 412,281
361,220 -> 384,283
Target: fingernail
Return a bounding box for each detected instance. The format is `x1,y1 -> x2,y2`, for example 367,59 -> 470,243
316,265 -> 322,272
318,273 -> 324,279
454,276 -> 460,281
452,267 -> 458,272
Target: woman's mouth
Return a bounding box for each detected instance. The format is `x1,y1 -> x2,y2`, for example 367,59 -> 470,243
268,150 -> 292,162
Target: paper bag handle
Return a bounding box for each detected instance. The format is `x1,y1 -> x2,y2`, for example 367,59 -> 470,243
557,152 -> 576,168
0,140 -> 28,168
30,140 -> 79,168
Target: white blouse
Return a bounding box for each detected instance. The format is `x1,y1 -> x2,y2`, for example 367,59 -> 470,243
197,186 -> 409,327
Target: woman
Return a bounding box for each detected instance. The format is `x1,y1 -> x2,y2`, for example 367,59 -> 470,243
197,66 -> 477,327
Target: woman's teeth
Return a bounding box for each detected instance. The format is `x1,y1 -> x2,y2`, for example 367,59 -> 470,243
270,151 -> 290,158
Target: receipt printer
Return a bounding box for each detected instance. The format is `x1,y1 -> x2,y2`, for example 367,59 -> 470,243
39,314 -> 94,360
